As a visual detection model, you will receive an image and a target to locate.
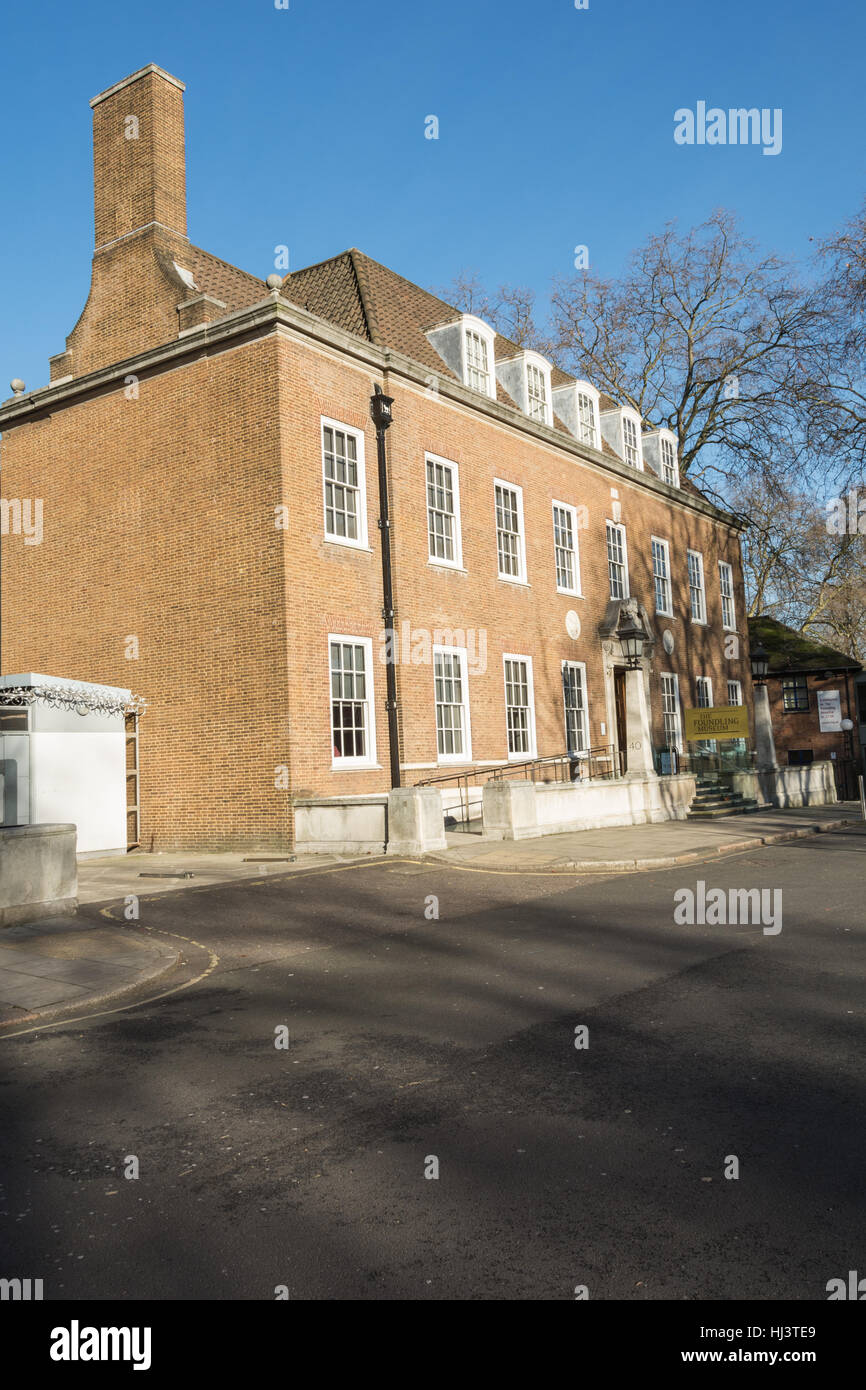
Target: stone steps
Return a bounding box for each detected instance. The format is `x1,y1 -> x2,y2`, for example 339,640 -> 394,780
687,780 -> 761,819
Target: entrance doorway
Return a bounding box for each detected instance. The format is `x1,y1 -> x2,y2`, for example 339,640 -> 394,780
613,667 -> 628,773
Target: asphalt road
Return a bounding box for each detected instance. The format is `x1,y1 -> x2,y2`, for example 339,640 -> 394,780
2,828 -> 865,1301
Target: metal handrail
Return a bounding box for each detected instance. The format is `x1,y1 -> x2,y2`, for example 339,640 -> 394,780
414,766 -> 496,789
677,747 -> 757,776
415,745 -> 624,789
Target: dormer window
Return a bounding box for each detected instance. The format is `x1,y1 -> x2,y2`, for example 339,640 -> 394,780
465,328 -> 491,395
495,350 -> 553,426
426,313 -> 497,400
641,428 -> 680,488
600,405 -> 644,471
553,379 -> 601,450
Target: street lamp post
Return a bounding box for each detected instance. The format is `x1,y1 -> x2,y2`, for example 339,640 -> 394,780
749,640 -> 779,774
616,613 -> 655,778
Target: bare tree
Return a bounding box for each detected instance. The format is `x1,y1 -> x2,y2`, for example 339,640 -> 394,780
436,210 -> 865,653
736,473 -> 866,659
795,200 -> 866,493
431,270 -> 541,349
549,210 -> 814,487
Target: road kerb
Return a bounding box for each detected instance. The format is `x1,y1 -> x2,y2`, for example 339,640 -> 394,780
475,816 -> 857,875
0,926 -> 182,1034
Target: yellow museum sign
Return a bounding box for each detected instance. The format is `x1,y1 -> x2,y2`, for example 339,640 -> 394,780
683,705 -> 750,740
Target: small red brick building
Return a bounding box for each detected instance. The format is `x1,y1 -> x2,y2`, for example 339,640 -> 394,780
0,65 -> 754,851
749,616 -> 861,798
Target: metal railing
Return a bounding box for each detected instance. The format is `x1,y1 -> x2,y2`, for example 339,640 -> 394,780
413,766 -> 489,833
655,745 -> 757,778
489,745 -> 625,784
681,746 -> 757,777
415,745 -> 625,795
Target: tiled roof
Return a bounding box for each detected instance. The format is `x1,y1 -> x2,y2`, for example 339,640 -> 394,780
170,239 -> 714,505
280,251 -> 371,341
282,250 -> 561,414
185,245 -> 266,311
679,474 -> 709,501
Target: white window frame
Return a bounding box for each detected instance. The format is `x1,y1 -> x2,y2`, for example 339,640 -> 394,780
695,674 -> 715,750
503,653 -> 537,760
651,536 -> 673,617
606,520 -> 629,600
696,675 -> 713,708
425,452 -> 463,570
621,410 -> 643,470
461,315 -> 497,399
660,672 -> 683,753
523,352 -> 553,427
321,417 -> 368,549
660,433 -> 680,487
433,644 -> 472,764
727,677 -> 746,750
552,500 -> 582,596
719,560 -> 736,630
494,478 -> 527,583
687,549 -> 707,624
328,634 -> 377,769
577,388 -> 600,450
562,659 -> 590,755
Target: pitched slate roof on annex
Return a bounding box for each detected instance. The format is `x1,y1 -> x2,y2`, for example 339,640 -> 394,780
748,615 -> 862,673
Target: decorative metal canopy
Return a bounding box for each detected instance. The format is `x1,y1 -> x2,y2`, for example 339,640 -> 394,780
0,684 -> 147,717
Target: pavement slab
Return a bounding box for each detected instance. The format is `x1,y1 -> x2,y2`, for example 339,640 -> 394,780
76,850 -> 342,905
0,918 -> 181,1028
437,803 -> 859,872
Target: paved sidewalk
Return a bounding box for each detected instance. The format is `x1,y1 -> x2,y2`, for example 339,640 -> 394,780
436,803 -> 862,872
0,850 -> 343,1030
0,915 -> 180,1029
76,848 -> 340,905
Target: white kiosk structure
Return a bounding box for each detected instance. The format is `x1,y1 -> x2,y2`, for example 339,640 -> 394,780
0,674 -> 142,856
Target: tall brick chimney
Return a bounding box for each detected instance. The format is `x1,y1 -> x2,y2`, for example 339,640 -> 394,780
90,64 -> 187,247
51,66 -> 197,381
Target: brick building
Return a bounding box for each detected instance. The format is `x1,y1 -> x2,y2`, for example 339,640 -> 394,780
0,65 -> 753,852
748,616 -> 861,797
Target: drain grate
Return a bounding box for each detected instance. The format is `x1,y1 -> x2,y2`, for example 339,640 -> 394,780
138,871 -> 195,879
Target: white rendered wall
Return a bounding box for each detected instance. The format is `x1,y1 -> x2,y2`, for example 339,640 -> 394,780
29,732 -> 127,854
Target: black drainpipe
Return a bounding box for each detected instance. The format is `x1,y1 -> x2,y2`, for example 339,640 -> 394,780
370,384 -> 401,789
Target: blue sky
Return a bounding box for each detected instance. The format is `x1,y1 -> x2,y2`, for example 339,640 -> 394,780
2,0 -> 864,392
